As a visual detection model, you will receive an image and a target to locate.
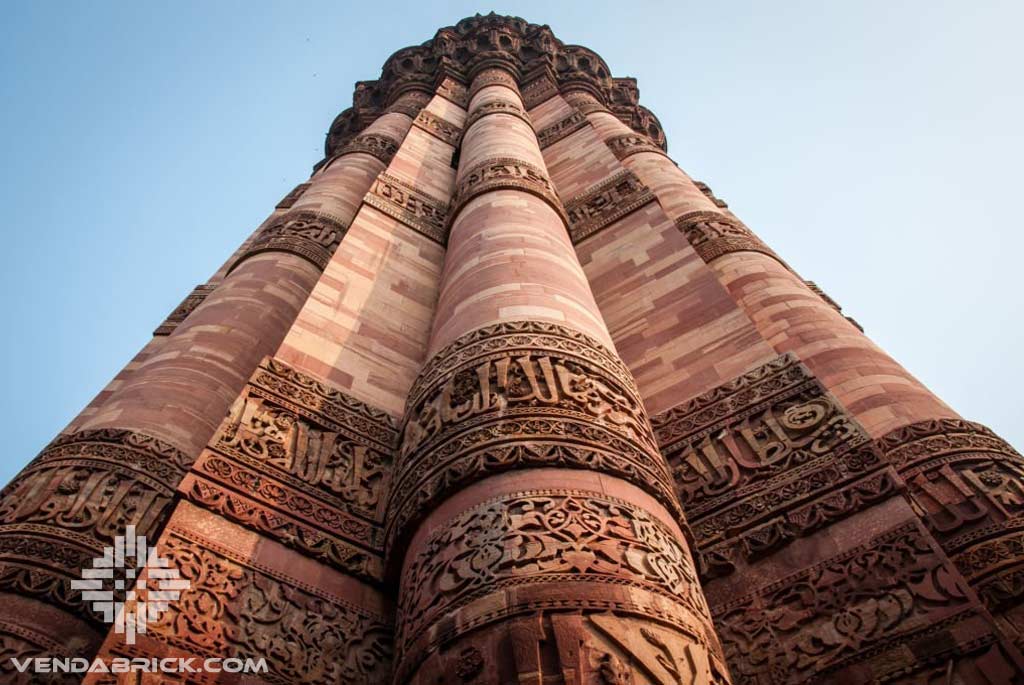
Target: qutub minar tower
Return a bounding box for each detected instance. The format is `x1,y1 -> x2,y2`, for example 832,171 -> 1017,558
2,13 -> 1023,684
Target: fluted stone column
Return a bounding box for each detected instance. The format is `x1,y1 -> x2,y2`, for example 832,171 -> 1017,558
387,66 -> 729,685
0,91 -> 425,658
567,86 -> 1024,666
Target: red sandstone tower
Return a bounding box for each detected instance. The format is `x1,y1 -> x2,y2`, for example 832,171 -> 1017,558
2,14 -> 1023,684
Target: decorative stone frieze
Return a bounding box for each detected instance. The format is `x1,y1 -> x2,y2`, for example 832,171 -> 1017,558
565,169 -> 655,244
0,429 -> 191,624
339,132 -> 401,165
674,210 -> 783,264
230,209 -> 348,272
876,419 -> 1024,616
536,109 -> 588,149
606,132 -> 668,160
449,157 -> 567,226
412,108 -> 463,146
386,321 -> 680,554
147,528 -> 393,685
364,172 -> 449,244
462,98 -> 534,133
653,354 -> 892,574
181,357 -> 396,582
153,283 -> 216,336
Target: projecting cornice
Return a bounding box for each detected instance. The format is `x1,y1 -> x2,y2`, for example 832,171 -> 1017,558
323,13 -> 667,160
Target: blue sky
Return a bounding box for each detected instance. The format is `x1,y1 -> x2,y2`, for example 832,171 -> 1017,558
1,1 -> 1021,485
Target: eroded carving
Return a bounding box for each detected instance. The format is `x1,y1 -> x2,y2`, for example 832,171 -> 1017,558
413,108 -> 463,146
153,283 -> 217,336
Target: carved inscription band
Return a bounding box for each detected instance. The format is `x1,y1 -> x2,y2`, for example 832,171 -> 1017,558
565,168 -> 655,244
386,321 -> 680,556
537,109 -> 588,149
0,429 -> 191,625
364,172 -> 450,245
876,418 -> 1024,617
652,353 -> 893,577
463,98 -> 534,134
674,210 -> 784,265
449,156 -> 568,228
229,209 -> 348,273
412,108 -> 463,146
182,357 -> 396,583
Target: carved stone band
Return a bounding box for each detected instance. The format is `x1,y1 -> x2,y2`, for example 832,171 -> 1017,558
537,109 -> 588,149
467,67 -> 520,100
364,172 -> 450,245
392,489 -> 724,683
153,283 -> 216,336
149,529 -> 393,685
230,209 -> 348,273
412,109 -> 463,146
396,489 -> 712,646
674,210 -> 783,265
711,522 -> 974,682
521,74 -> 559,109
0,428 -> 191,625
463,98 -> 534,134
651,353 -> 890,576
874,418 -> 1024,615
449,156 -> 568,229
338,132 -> 401,166
565,168 -> 656,244
605,132 -> 668,160
183,356 -> 396,581
386,321 -> 680,556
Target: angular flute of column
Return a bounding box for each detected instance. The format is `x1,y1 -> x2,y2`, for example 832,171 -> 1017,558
560,86 -> 1024,676
0,90 -> 426,659
386,63 -> 731,685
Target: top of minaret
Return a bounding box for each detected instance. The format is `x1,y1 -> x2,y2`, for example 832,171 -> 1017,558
321,13 -> 666,162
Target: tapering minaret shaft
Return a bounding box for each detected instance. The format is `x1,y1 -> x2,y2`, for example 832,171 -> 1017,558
387,65 -> 729,685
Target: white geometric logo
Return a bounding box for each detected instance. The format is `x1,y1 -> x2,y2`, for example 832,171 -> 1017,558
70,526 -> 189,645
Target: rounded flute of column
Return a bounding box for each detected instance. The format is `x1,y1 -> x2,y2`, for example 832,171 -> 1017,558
0,91 -> 427,659
388,66 -> 731,685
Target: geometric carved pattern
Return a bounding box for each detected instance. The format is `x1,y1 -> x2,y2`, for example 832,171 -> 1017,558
231,209 -> 348,273
364,172 -> 450,245
413,109 -> 463,146
152,282 -> 217,336
537,109 -> 588,149
652,354 -> 893,577
450,157 -> 568,228
394,489 -> 728,684
387,320 -> 681,555
877,419 -> 1024,616
712,522 -> 996,684
147,529 -> 393,685
0,428 -> 192,625
565,169 -> 655,244
674,210 -> 783,265
182,357 -> 396,582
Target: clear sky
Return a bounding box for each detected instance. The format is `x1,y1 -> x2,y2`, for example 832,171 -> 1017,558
1,1 -> 1021,486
